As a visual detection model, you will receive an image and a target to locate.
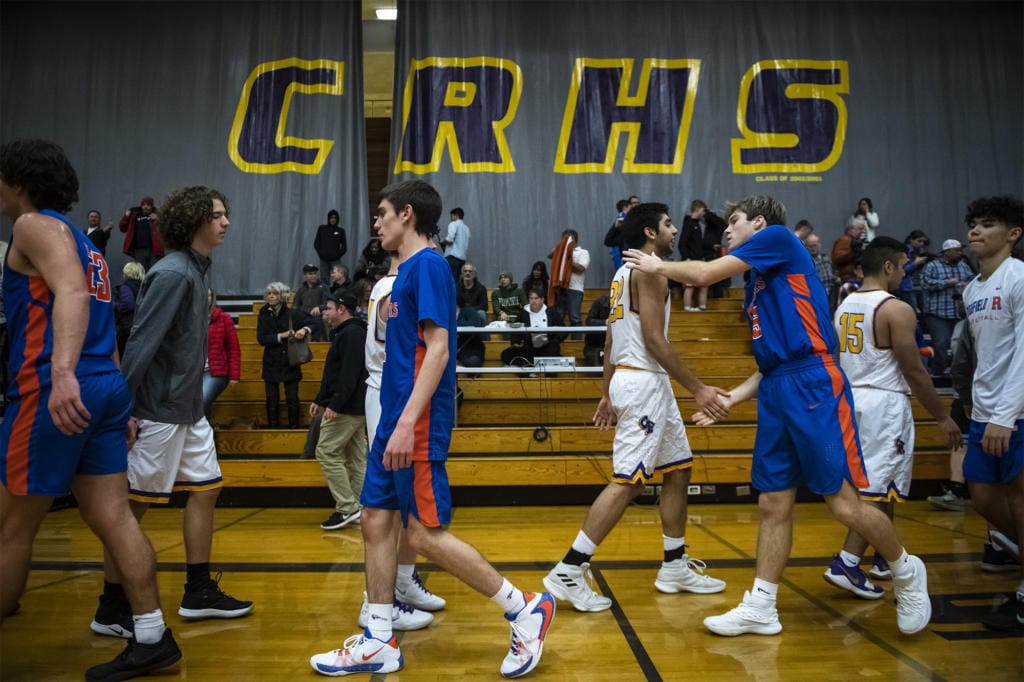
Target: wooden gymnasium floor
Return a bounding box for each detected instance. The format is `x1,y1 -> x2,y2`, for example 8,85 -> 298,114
1,502 -> 1021,681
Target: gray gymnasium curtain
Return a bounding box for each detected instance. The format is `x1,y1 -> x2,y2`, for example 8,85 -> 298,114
390,0 -> 1022,290
0,1 -> 368,294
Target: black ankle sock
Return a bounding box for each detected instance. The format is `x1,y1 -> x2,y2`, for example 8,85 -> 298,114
664,546 -> 686,563
186,563 -> 211,589
103,580 -> 126,600
562,548 -> 591,566
949,481 -> 968,497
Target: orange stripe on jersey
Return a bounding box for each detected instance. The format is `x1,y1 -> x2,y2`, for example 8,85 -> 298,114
413,462 -> 440,527
411,326 -> 432,461
8,283 -> 51,494
787,274 -> 829,354
821,357 -> 868,488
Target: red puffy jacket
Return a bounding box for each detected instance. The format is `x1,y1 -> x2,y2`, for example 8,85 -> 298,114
208,307 -> 241,380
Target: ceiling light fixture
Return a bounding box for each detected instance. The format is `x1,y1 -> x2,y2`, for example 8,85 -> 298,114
375,8 -> 398,20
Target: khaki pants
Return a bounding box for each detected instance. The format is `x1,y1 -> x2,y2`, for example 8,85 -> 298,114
314,413 -> 368,514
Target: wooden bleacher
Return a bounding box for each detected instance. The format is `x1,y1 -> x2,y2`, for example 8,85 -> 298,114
211,288 -> 951,501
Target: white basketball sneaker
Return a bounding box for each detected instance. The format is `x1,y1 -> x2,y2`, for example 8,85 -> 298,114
654,555 -> 727,594
703,591 -> 782,636
310,630 -> 403,676
893,555 -> 931,634
542,561 -> 612,612
395,570 -> 446,611
357,593 -> 433,631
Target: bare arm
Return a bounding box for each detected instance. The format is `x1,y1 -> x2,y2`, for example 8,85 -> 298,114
692,372 -> 763,426
593,322 -> 616,429
10,214 -> 91,434
623,250 -> 749,288
383,319 -> 449,470
634,269 -> 729,420
882,301 -> 962,449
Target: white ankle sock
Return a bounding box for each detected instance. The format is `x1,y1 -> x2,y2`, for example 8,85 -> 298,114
839,550 -> 861,568
750,578 -> 778,606
132,608 -> 166,644
571,531 -> 598,556
396,564 -> 415,582
663,535 -> 686,552
365,602 -> 393,641
890,549 -> 913,579
491,577 -> 526,616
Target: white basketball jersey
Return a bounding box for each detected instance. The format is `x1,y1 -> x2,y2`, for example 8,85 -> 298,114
834,289 -> 910,393
608,265 -> 670,373
364,274 -> 396,390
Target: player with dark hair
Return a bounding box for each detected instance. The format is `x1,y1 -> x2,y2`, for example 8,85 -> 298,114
960,195 -> 1024,631
823,236 -> 961,599
310,180 -> 554,678
624,195 -> 932,637
544,203 -> 729,613
0,138 -> 181,678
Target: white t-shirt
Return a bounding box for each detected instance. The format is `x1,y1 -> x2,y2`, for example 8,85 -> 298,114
963,257 -> 1024,427
569,246 -> 590,292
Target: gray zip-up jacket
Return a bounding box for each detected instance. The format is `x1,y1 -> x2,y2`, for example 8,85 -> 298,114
121,248 -> 211,423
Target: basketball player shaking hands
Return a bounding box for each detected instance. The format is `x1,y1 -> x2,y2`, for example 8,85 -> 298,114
544,203 -> 729,613
624,195 -> 932,636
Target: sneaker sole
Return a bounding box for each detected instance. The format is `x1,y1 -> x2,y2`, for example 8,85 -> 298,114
654,579 -> 727,594
823,571 -> 885,600
310,656 -> 403,676
542,575 -> 611,612
178,604 -> 255,619
980,563 -> 1020,573
703,617 -> 782,637
85,649 -> 182,682
321,515 -> 361,531
395,595 -> 446,611
89,620 -> 133,638
868,570 -> 893,581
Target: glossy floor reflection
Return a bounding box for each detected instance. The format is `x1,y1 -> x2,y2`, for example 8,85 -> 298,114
1,502 -> 1021,681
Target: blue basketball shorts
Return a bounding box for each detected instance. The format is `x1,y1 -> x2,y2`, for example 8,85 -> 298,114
751,356 -> 867,496
963,419 -> 1024,484
1,372 -> 132,496
360,433 -> 452,527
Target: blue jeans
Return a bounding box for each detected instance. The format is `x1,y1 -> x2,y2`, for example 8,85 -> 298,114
563,288 -> 583,338
202,371 -> 229,420
924,314 -> 957,376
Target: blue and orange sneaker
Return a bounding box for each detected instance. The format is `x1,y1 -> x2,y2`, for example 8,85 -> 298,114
823,555 -> 884,600
500,591 -> 555,678
309,629 -> 403,676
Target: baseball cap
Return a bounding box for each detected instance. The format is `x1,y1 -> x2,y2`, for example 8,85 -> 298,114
941,239 -> 962,251
302,263 -> 319,273
329,288 -> 358,313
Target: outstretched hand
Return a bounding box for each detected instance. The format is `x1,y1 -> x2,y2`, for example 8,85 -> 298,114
694,385 -> 730,422
622,249 -> 664,275
691,389 -> 733,426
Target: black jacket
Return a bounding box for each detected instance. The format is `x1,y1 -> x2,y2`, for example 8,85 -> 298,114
256,304 -> 312,384
314,317 -> 368,414
678,212 -> 726,262
314,223 -> 347,261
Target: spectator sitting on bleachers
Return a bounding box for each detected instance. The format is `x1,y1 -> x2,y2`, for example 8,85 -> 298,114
456,262 -> 488,325
328,264 -> 350,296
521,260 -> 549,300
583,295 -> 610,367
500,288 -> 565,366
457,306 -> 486,369
491,270 -> 527,322
353,237 -> 388,282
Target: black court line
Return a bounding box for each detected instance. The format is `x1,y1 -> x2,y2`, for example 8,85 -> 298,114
697,524 -> 947,682
590,567 -> 662,682
29,552 -> 987,574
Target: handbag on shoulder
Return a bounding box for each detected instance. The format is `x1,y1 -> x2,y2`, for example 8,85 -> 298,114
286,310 -> 313,366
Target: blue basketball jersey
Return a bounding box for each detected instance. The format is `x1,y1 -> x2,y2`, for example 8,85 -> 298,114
730,224 -> 838,374
376,247 -> 457,461
3,209 -> 117,399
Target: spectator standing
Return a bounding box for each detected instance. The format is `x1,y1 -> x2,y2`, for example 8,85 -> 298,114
113,261 -> 145,358
84,209 -> 113,256
440,207 -> 470,281
294,264 -> 330,341
678,200 -> 726,311
793,219 -> 814,243
832,219 -> 866,282
550,229 -> 589,336
921,239 -> 975,376
899,230 -> 932,313
257,282 -> 312,429
853,197 -> 880,241
313,210 -> 347,284
204,290 -> 240,421
119,195 -> 164,270
806,234 -> 839,311
311,290 -> 368,531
